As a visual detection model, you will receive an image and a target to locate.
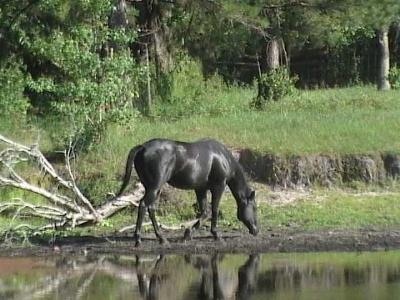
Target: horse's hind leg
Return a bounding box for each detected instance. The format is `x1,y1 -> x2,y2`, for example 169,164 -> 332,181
134,188 -> 166,246
184,189 -> 208,241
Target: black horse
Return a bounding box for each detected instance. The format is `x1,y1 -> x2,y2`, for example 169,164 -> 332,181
117,138 -> 258,246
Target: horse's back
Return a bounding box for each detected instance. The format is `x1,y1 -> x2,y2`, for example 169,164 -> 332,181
141,138 -> 230,158
136,138 -> 235,190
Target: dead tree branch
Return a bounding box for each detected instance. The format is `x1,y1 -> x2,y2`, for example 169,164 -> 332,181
0,134 -> 143,233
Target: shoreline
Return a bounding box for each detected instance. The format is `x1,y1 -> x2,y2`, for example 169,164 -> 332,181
1,228 -> 400,257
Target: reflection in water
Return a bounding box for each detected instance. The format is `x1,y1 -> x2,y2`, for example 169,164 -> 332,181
1,251 -> 400,300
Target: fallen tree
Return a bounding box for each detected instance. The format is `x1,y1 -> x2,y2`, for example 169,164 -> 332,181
0,133 -> 145,233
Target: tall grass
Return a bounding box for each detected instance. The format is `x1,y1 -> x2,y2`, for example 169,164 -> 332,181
100,85 -> 400,155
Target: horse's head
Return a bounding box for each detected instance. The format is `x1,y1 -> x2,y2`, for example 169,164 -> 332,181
237,190 -> 258,236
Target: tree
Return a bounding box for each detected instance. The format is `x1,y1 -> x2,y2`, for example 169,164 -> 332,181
0,0 -> 142,147
328,0 -> 400,90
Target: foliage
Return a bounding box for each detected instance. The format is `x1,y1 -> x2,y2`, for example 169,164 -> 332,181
389,66 -> 400,89
251,68 -> 297,109
0,59 -> 30,117
27,45 -> 142,150
152,55 -> 247,119
1,0 -> 143,150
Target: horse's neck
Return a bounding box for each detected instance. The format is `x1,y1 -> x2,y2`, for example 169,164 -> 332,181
228,164 -> 249,201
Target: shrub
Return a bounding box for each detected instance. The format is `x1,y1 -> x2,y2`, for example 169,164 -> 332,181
0,60 -> 30,118
389,66 -> 400,90
251,67 -> 298,109
152,55 -> 249,119
26,26 -> 142,151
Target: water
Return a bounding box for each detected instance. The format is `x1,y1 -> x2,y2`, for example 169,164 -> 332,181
1,251 -> 400,300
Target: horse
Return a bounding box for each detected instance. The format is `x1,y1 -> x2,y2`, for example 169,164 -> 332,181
117,138 -> 258,246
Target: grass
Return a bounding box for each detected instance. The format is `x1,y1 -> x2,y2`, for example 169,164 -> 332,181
136,181 -> 400,233
99,85 -> 400,156
3,85 -> 400,155
3,185 -> 399,238
1,85 -> 400,236
264,192 -> 400,230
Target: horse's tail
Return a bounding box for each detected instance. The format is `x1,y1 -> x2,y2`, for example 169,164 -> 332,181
116,145 -> 143,197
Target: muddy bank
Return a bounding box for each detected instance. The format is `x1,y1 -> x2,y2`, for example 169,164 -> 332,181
238,150 -> 400,187
1,229 -> 400,257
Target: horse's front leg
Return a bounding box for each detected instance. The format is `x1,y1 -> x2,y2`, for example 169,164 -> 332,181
148,205 -> 168,245
210,183 -> 225,241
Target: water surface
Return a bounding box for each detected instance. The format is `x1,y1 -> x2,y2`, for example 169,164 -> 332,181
1,251 -> 400,300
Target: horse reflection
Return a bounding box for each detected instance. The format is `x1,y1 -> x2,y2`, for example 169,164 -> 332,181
184,254 -> 260,300
135,255 -> 166,300
236,255 -> 260,300
184,254 -> 225,300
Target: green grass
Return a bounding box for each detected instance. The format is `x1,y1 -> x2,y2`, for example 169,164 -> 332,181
1,185 -> 400,238
213,186 -> 400,232
264,193 -> 400,230
97,85 -> 400,157
4,85 -> 400,155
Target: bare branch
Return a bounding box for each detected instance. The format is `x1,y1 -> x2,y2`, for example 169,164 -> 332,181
0,175 -> 80,212
0,134 -> 145,233
64,145 -> 99,219
118,216 -> 201,233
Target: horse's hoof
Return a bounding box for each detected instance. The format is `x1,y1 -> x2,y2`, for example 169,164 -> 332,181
183,228 -> 192,241
213,234 -> 222,241
160,237 -> 169,246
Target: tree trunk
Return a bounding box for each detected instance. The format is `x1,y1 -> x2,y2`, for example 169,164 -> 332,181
133,0 -> 172,73
266,38 -> 280,71
377,28 -> 391,91
108,0 -> 128,52
109,0 -> 128,28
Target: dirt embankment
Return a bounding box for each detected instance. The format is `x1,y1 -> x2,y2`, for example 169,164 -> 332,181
239,150 -> 400,188
1,229 -> 400,257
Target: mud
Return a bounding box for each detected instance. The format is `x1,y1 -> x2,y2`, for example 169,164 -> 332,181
1,228 -> 400,257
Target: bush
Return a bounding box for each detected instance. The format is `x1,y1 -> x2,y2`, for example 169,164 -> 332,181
152,55 -> 250,119
26,26 -> 142,151
389,66 -> 400,90
251,67 -> 298,109
0,60 -> 30,118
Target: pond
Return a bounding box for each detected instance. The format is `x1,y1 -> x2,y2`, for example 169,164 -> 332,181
1,251 -> 400,300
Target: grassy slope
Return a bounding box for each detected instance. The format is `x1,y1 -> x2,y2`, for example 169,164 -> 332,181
1,85 -> 400,236
118,85 -> 400,154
